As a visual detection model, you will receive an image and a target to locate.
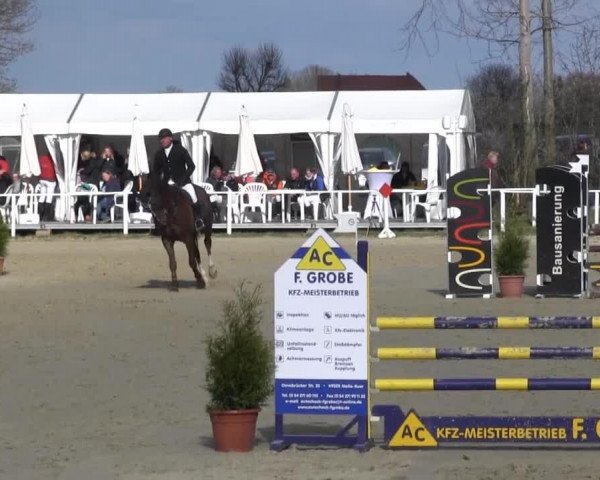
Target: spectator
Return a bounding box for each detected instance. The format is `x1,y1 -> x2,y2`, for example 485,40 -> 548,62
79,145 -> 103,187
100,145 -> 117,174
300,167 -> 326,218
38,154 -> 57,222
262,168 -> 283,217
480,150 -> 504,189
97,166 -> 121,222
284,168 -> 305,221
389,162 -> 417,216
0,155 -> 12,195
391,161 -> 417,189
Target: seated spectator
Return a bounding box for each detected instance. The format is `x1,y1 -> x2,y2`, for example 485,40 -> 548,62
206,166 -> 225,191
97,166 -> 122,222
78,145 -> 103,187
0,155 -> 12,196
38,154 -> 57,222
284,168 -> 305,220
300,167 -> 327,218
100,145 -> 117,174
390,161 -> 417,215
262,168 -> 283,217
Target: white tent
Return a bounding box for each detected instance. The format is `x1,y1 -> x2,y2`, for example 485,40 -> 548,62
68,93 -> 208,135
328,90 -> 476,184
0,93 -> 80,136
200,91 -> 336,188
199,91 -> 335,135
68,92 -> 210,187
0,89 -> 476,199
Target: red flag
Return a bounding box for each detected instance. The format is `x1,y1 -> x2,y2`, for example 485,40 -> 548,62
379,182 -> 392,199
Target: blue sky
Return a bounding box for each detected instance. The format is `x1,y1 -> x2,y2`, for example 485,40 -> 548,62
11,0 -> 494,93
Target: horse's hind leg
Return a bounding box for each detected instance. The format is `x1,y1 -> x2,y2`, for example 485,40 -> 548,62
161,237 -> 179,291
204,232 -> 217,279
186,236 -> 206,289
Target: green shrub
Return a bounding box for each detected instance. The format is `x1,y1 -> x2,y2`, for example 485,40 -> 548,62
205,281 -> 274,411
494,220 -> 529,276
0,217 -> 9,258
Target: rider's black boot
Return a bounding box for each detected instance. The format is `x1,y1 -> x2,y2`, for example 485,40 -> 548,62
193,203 -> 204,231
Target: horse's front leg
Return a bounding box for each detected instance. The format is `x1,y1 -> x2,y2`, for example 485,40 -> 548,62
161,237 -> 178,291
186,236 -> 206,289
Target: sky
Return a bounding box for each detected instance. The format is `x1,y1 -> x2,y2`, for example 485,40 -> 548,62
10,0 -> 496,93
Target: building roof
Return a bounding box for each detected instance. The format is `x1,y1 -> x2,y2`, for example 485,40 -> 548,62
317,73 -> 426,91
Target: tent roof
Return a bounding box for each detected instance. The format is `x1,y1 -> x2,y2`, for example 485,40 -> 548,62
328,90 -> 475,135
198,91 -> 336,135
68,93 -> 209,135
0,90 -> 475,138
0,94 -> 81,136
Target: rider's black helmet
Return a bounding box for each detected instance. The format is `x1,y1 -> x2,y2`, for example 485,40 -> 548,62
158,128 -> 173,139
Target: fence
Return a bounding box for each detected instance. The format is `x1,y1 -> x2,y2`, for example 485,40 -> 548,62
370,316 -> 600,448
1,187 -> 598,237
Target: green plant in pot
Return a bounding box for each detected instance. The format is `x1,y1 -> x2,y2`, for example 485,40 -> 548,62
494,219 -> 530,297
205,281 -> 274,452
0,216 -> 9,274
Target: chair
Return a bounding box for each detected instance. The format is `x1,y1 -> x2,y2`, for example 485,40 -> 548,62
239,183 -> 267,223
110,181 -> 134,223
70,183 -> 98,223
410,186 -> 445,223
0,184 -> 15,222
223,185 -> 241,223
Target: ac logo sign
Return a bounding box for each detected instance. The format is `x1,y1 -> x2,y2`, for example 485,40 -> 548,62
389,410 -> 438,448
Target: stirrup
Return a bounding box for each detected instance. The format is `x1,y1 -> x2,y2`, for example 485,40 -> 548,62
195,218 -> 204,230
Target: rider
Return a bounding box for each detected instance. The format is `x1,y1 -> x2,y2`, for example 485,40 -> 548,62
152,128 -> 203,228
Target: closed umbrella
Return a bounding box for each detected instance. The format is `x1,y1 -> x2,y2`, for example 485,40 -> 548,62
19,104 -> 40,177
335,103 -> 363,211
128,115 -> 149,185
233,106 -> 262,178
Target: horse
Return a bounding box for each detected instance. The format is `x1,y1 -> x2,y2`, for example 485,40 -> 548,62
142,173 -> 217,291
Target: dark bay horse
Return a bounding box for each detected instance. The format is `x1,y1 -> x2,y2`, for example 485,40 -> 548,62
143,174 -> 217,291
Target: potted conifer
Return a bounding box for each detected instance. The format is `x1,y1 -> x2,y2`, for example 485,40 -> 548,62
0,216 -> 9,274
494,219 -> 530,297
205,281 -> 274,452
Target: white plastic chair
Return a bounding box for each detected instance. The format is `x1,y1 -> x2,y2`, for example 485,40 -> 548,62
110,181 -> 133,223
410,186 -> 445,223
240,182 -> 267,223
224,185 -> 241,223
0,184 -> 14,222
71,183 -> 98,223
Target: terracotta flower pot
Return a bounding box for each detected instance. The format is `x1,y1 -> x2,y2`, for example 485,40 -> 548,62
498,275 -> 525,297
209,408 -> 259,452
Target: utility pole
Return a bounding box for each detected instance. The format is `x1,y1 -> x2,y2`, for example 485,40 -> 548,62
542,0 -> 556,166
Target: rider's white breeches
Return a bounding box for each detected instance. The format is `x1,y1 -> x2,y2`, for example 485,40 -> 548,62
182,183 -> 197,203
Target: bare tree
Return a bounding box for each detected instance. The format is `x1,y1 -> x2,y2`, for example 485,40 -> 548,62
285,64 -> 335,91
163,85 -> 183,93
542,0 -> 556,165
519,0 -> 538,184
217,43 -> 289,92
561,25 -> 600,74
467,64 -> 522,185
0,0 -> 37,91
400,0 -> 594,184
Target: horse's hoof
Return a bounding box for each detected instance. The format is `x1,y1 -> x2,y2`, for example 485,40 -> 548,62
209,266 -> 218,279
196,282 -> 206,290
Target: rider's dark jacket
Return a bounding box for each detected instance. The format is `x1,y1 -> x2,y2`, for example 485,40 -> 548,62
152,142 -> 195,187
